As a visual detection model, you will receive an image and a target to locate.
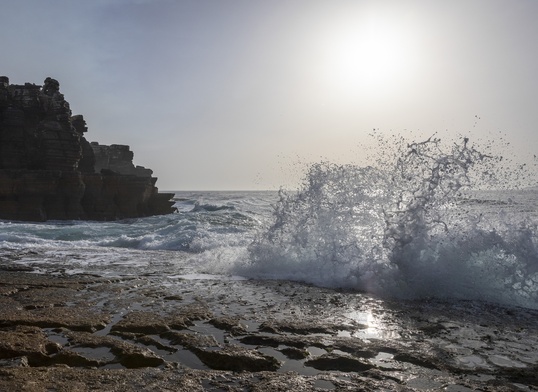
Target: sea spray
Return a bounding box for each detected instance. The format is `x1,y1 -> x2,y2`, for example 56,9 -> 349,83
245,136 -> 538,308
247,163 -> 391,287
380,136 -> 493,279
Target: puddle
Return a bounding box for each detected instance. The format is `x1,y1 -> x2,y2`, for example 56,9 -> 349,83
94,311 -> 125,337
374,351 -> 394,361
337,330 -> 352,337
44,328 -> 69,346
443,343 -> 473,356
488,354 -> 527,368
71,346 -> 116,362
190,321 -> 227,346
307,346 -> 327,356
406,377 -> 443,390
147,333 -> 210,369
343,310 -> 398,340
313,379 -> 335,390
454,355 -> 491,369
344,310 -> 373,327
239,319 -> 261,332
466,374 -> 496,382
143,334 -> 208,369
159,346 -> 209,370
258,346 -> 319,376
369,351 -> 402,370
444,385 -> 475,392
101,363 -> 126,369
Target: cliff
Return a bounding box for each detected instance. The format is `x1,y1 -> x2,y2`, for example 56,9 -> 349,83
0,76 -> 176,221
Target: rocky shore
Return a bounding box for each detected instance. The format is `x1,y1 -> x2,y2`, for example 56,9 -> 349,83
0,76 -> 175,221
0,266 -> 536,391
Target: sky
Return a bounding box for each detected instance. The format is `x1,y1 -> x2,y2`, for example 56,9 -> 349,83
2,0 -> 538,190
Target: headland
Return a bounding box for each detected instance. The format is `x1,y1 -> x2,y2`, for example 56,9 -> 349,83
0,76 -> 175,221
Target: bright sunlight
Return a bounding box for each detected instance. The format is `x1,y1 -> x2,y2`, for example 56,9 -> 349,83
320,10 -> 422,100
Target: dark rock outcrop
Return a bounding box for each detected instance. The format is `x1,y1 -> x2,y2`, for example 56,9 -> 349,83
91,143 -> 153,178
0,76 -> 176,221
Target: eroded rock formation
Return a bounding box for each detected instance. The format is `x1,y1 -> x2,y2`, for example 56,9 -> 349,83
0,76 -> 176,221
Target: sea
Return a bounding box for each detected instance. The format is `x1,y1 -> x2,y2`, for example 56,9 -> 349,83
1,137 -> 537,311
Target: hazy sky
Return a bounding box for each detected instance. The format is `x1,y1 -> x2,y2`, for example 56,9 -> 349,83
2,0 -> 537,190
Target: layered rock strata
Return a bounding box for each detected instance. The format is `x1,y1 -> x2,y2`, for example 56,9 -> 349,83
0,76 -> 176,221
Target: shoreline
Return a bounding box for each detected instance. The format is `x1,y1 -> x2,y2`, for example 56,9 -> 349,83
0,269 -> 537,391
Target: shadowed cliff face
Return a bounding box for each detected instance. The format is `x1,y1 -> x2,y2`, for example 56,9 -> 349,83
0,76 -> 176,221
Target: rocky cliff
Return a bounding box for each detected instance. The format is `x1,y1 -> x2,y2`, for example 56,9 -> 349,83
0,76 -> 176,221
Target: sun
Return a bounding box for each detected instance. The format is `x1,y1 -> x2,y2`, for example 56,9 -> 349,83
320,12 -> 420,99
333,27 -> 406,84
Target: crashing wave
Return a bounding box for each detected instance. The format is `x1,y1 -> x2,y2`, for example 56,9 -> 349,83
245,136 -> 538,309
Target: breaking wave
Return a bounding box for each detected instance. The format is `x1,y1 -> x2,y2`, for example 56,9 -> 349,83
244,136 -> 538,309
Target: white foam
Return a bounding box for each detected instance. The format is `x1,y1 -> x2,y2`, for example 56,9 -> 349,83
244,137 -> 538,309
171,273 -> 248,281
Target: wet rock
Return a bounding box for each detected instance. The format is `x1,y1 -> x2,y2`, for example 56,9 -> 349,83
166,315 -> 191,330
305,353 -> 373,372
239,334 -> 316,349
392,352 -> 440,370
259,320 -> 349,335
0,270 -> 91,288
160,331 -> 220,349
0,265 -> 35,273
1,271 -> 538,390
66,331 -> 165,368
169,303 -> 214,327
406,377 -> 444,390
503,364 -> 538,388
49,349 -> 104,368
209,316 -> 247,336
117,347 -> 165,369
279,347 -> 309,360
0,326 -> 60,361
11,286 -> 74,309
163,295 -> 183,301
331,338 -> 379,359
1,306 -> 109,332
249,373 -> 323,392
0,367 -> 209,392
110,311 -> 170,335
0,356 -> 29,368
129,334 -> 176,352
192,345 -> 280,372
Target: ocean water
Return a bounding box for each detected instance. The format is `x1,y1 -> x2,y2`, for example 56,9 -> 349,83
1,137 -> 537,310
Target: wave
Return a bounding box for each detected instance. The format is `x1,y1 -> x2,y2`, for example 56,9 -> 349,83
0,196 -> 261,254
243,136 -> 538,309
191,202 -> 236,213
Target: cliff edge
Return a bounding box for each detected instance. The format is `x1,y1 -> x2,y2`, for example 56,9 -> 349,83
0,76 -> 176,221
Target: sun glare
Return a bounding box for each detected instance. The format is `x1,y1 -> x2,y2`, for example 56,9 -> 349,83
320,12 -> 420,100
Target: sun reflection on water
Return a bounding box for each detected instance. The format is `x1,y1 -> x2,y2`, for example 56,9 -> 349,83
340,310 -> 399,340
